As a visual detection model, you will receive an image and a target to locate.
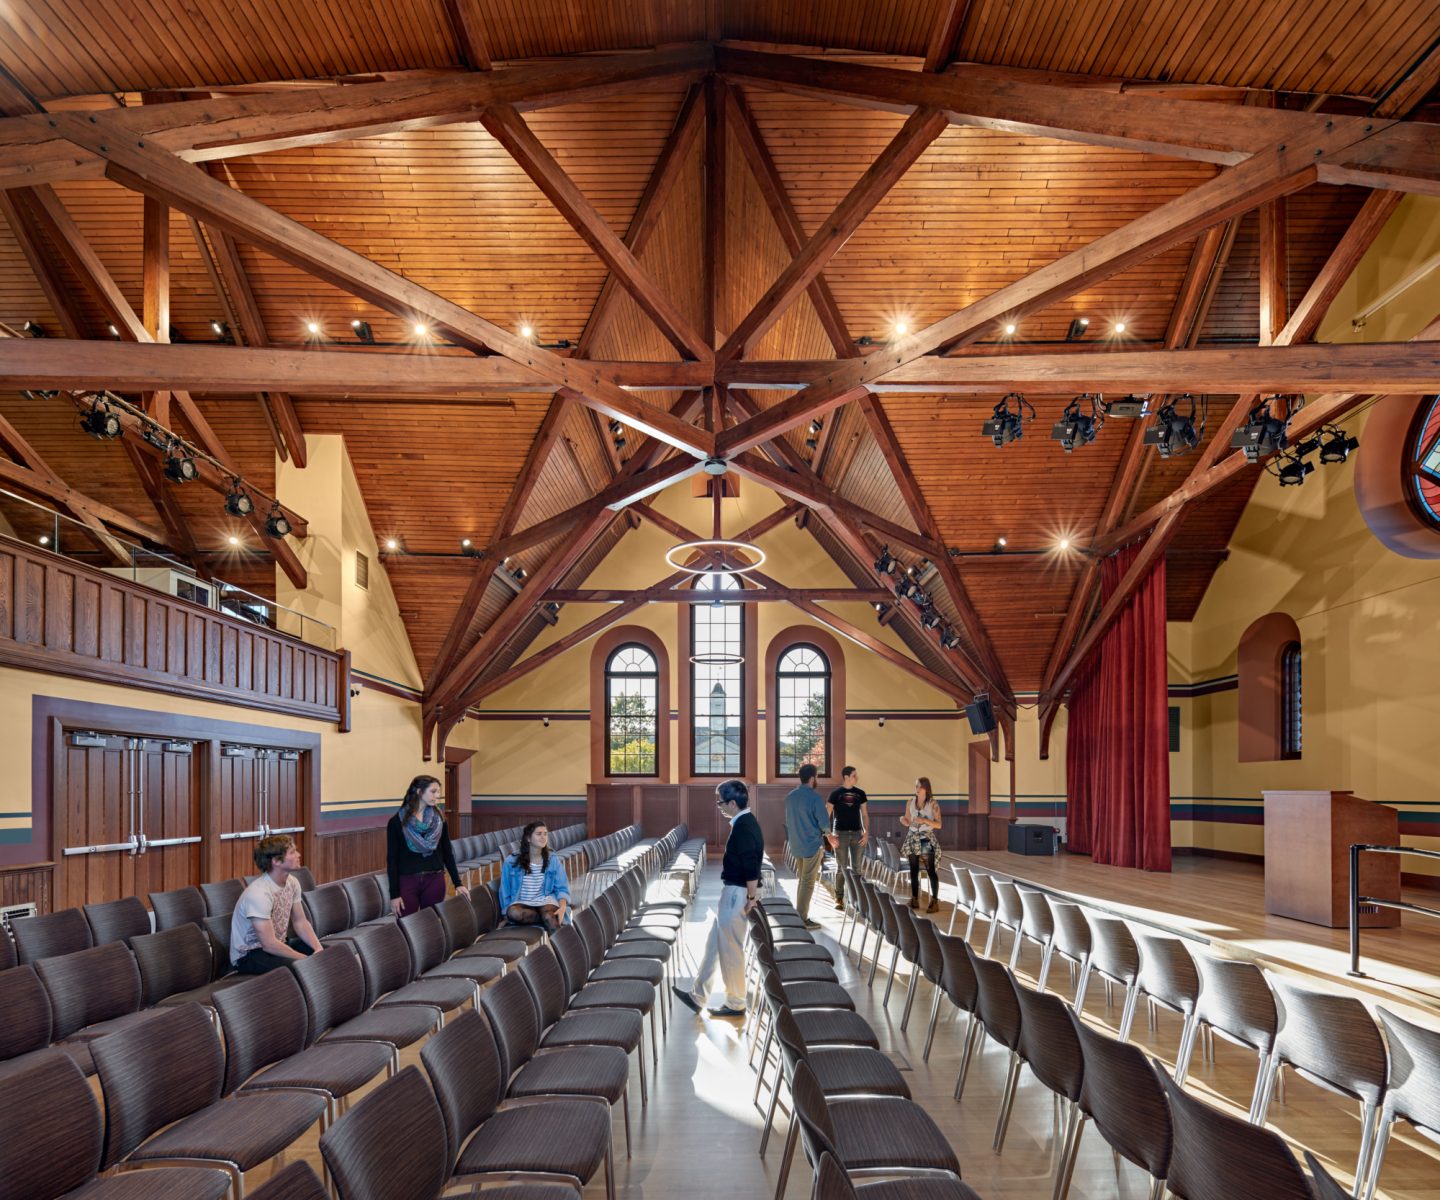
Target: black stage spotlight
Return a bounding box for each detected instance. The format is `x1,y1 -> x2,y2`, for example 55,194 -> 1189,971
224,484 -> 254,517
920,606 -> 942,630
1231,396 -> 1289,462
982,393 -> 1034,448
1276,453 -> 1314,487
22,319 -> 46,337
210,320 -> 234,343
940,627 -> 962,650
79,401 -> 123,440
265,505 -> 293,538
349,319 -> 375,343
1319,425 -> 1359,464
1104,394 -> 1151,420
1052,394 -> 1103,452
874,547 -> 897,576
1066,317 -> 1090,341
1143,395 -> 1202,458
162,442 -> 199,482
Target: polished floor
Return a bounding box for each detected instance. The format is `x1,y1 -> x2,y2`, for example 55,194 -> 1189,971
257,861 -> 1440,1199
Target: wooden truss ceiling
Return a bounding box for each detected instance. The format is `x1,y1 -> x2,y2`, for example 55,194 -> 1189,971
2,2 -> 1440,758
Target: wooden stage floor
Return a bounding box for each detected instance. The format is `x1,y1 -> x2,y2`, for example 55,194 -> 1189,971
943,849 -> 1440,1019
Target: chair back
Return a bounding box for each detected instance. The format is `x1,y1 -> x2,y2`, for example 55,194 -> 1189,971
967,943 -> 1022,1050
515,944 -> 569,1030
949,863 -> 976,909
199,878 -> 245,917
341,876 -> 385,924
10,907 -> 92,964
1377,1005 -> 1440,1138
478,970 -> 542,1080
290,867 -> 318,892
574,906 -> 612,964
304,885 -> 353,939
969,871 -> 999,920
788,1058 -> 840,1166
0,964 -> 53,1059
912,908 -> 943,984
1013,977 -> 1084,1102
1162,1068 -> 1314,1199
214,966 -> 312,1093
1086,914 -> 1140,985
934,929 -> 979,1012
470,882 -> 501,933
320,1066 -> 449,1200
35,941 -> 142,1040
1049,900 -> 1092,964
249,1162 -> 329,1200
436,894 -> 481,955
90,1002 -> 225,1167
552,924 -> 594,996
399,908 -> 449,974
1133,929 -> 1200,1016
292,940 -> 369,1042
1270,977 -> 1385,1106
0,927 -> 13,971
83,897 -> 151,945
149,885 -> 207,931
203,914 -> 234,978
348,921 -> 419,1004
0,1051 -> 107,1197
420,1012 -> 505,1168
892,899 -> 921,965
1303,1151 -> 1356,1200
1070,1008 -> 1172,1179
1017,888 -> 1054,943
994,879 -> 1025,930
128,923 -> 213,1006
1194,955 -> 1277,1054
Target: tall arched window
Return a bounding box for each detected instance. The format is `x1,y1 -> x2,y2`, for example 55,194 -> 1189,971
775,644 -> 830,777
690,572 -> 743,776
1280,642 -> 1302,759
605,643 -> 659,776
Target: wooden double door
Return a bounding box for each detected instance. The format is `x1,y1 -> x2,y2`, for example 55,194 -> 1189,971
213,744 -> 305,881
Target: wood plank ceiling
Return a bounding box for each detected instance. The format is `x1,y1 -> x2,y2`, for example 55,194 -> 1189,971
1,0 -> 1438,716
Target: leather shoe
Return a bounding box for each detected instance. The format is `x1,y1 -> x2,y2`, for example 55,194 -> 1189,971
708,1005 -> 746,1018
802,919 -> 823,930
672,986 -> 703,1015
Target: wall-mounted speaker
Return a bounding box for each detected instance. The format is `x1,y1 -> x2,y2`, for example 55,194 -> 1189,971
965,694 -> 996,735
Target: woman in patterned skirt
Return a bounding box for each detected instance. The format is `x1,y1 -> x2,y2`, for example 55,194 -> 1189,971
899,776 -> 942,912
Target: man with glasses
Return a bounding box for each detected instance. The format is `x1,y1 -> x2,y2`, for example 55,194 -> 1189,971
675,779 -> 764,1017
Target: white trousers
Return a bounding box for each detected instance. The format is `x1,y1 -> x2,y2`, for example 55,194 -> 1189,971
690,883 -> 748,1010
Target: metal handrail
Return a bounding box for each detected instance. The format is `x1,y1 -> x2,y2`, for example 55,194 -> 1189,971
1347,842 -> 1440,977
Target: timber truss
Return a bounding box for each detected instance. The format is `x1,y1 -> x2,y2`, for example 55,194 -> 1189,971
2,25 -> 1439,762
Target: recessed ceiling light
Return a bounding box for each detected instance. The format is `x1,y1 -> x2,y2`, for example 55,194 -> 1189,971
997,536 -> 1007,547
520,325 -> 534,339
38,534 -> 50,546
1079,317 -> 1090,327
461,538 -> 471,548
893,319 -> 909,336
305,321 -> 320,335
1004,323 -> 1017,336
228,535 -> 240,547
385,538 -> 399,551
1058,537 -> 1072,551
1114,321 -> 1127,334
413,323 -> 428,338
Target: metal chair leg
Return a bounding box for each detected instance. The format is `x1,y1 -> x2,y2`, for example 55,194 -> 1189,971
900,970 -> 919,1029
993,1050 -> 1024,1153
954,1014 -> 983,1101
1051,1104 -> 1084,1200
1037,942 -> 1055,993
883,943 -> 901,1005
1118,983 -> 1142,1042
1174,1016 -> 1203,1085
758,1068 -> 785,1156
923,985 -> 945,1062
773,1117 -> 800,1200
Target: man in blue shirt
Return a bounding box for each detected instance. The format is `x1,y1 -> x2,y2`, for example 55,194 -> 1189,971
784,763 -> 829,928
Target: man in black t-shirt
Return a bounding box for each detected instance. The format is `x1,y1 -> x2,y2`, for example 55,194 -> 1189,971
826,765 -> 867,908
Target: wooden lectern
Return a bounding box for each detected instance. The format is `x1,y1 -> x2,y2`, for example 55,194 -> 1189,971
1263,790 -> 1400,928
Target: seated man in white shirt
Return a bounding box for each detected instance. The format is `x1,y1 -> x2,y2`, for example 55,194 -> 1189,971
229,834 -> 324,974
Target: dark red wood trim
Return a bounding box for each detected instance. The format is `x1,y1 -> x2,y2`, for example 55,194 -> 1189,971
764,624 -> 846,787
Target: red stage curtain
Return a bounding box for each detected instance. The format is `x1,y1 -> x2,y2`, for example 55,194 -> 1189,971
1065,544 -> 1172,871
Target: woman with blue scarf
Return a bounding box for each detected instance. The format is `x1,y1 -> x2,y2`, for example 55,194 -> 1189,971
386,775 -> 469,916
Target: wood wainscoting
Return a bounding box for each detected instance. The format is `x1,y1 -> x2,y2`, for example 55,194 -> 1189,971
308,825 -> 388,884
0,863 -> 54,916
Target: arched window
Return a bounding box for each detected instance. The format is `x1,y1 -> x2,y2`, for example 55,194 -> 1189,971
1280,642 -> 1302,759
605,643 -> 659,776
690,572 -> 743,776
775,644 -> 830,777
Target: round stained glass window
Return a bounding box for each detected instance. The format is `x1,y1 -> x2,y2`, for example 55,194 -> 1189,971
1410,396 -> 1440,529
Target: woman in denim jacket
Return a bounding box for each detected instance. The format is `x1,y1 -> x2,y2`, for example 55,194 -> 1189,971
497,820 -> 571,930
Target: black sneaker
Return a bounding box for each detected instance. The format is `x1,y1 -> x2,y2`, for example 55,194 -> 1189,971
708,1005 -> 746,1018
672,986 -> 702,1015
802,919 -> 823,930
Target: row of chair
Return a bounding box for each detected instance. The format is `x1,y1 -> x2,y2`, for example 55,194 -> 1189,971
453,821 -> 589,885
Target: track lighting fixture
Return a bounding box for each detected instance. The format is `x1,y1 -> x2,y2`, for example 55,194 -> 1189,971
1052,394 -> 1104,452
162,442 -> 199,483
1144,395 -> 1204,458
1104,394 -> 1151,420
1317,425 -> 1359,464
992,537 -> 1007,553
920,606 -> 942,630
210,320 -> 233,343
1275,453 -> 1315,487
1231,396 -> 1290,462
808,419 -> 823,435
264,505 -> 293,538
805,437 -> 818,450
108,324 -> 120,339
79,400 -> 123,441
1066,317 -> 1089,341
873,547 -> 898,576
350,319 -> 375,343
608,420 -> 623,434
224,483 -> 254,517
982,393 -> 1034,448
940,627 -> 962,650
22,319 -> 45,337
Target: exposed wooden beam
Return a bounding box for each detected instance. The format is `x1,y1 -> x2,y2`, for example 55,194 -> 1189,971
1372,36 -> 1440,119
0,46 -> 715,190
704,76 -> 726,349
441,0 -> 493,70
492,391 -> 574,542
0,191 -> 84,340
714,115 -> 1394,458
49,117 -> 717,462
0,455 -> 164,547
719,107 -> 947,360
480,105 -> 712,362
714,49 -> 1436,194
543,586 -> 895,604
923,1 -> 975,72
1258,194 -> 1288,345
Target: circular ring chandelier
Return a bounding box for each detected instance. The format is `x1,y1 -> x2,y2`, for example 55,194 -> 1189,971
663,538 -> 767,575
689,650 -> 745,666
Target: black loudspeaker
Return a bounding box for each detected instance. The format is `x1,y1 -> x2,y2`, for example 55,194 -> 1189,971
1008,823 -> 1058,856
965,694 -> 996,735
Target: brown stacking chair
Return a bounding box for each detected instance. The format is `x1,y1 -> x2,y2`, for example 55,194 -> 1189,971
0,1052 -> 232,1200
552,924 -> 660,1065
0,926 -> 14,971
879,892 -> 921,1007
1256,976 -> 1386,1190
437,892 -> 527,963
128,924 -> 250,1013
1175,954 -> 1277,1122
149,886 -> 207,931
1162,1067 -> 1316,1200
291,939 -> 437,1068
398,907 -> 504,1002
1002,978 -> 1086,1164
861,879 -> 899,987
83,897 -> 151,946
1305,1151 -> 1358,1200
213,965 -> 392,1134
318,1065 -> 449,1200
480,971 -> 634,1156
1126,929 -> 1200,1045
199,879 -> 245,918
10,907 -> 92,964
289,866 -> 317,892
903,905 -> 943,1031
1361,1006 -> 1440,1200
203,914 -> 235,979
785,1058 -> 963,1200
475,881 -> 547,947
813,1151 -> 984,1200
0,963 -> 62,1080
340,875 -> 390,926
750,951 -> 862,1100
926,929 -> 980,1066
345,920 -> 474,1020
421,1009 -> 615,1199
746,909 -> 838,988
34,942 -> 159,1059
517,942 -> 648,1104
1046,900 -> 1093,1001
955,945 -> 1022,1108
1077,913 -> 1140,1026
91,1002 -> 329,1197
1057,1010 -> 1172,1200
302,885 -> 356,944
248,1162 -> 329,1200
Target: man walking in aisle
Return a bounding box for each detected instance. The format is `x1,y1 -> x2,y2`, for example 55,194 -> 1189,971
827,765 -> 868,909
675,779 -> 765,1017
784,763 -> 829,929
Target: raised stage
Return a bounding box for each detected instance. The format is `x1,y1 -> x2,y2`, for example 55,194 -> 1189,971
942,849 -> 1440,1019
